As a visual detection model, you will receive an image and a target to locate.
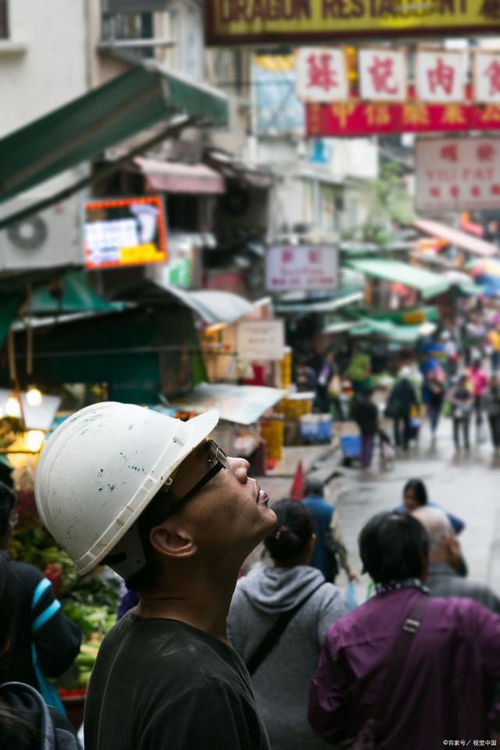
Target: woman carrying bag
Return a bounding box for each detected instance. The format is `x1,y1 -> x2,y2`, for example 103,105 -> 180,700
228,499 -> 346,750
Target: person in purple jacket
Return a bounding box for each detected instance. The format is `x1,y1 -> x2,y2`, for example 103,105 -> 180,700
309,511 -> 500,750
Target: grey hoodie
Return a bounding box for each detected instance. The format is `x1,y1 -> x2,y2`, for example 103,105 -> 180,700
228,565 -> 346,750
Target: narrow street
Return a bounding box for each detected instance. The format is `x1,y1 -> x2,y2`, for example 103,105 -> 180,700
260,418 -> 500,598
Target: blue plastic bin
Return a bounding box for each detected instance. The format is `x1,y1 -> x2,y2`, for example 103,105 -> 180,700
340,435 -> 361,459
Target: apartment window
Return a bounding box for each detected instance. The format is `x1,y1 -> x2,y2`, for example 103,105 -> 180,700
0,0 -> 8,39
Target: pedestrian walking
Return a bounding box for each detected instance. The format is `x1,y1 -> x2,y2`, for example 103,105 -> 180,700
0,483 -> 81,703
413,506 -> 500,613
484,373 -> 500,454
302,476 -> 357,584
350,388 -> 378,470
295,358 -> 317,393
422,370 -> 445,442
308,512 -> 500,749
397,478 -> 465,535
385,367 -> 419,451
487,322 -> 500,372
228,499 -> 346,750
34,402 -> 277,750
315,351 -> 336,413
468,358 -> 488,438
448,374 -> 474,451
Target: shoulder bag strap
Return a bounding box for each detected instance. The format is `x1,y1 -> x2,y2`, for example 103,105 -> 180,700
246,582 -> 325,676
376,595 -> 429,724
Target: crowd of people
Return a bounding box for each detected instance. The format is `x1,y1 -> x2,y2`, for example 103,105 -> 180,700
0,401 -> 498,749
294,309 -> 500,468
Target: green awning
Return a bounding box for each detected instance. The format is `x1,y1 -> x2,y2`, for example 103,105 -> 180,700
351,318 -> 435,344
0,62 -> 228,203
344,258 -> 450,297
30,270 -> 122,315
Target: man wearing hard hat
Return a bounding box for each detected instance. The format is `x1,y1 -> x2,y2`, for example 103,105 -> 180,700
35,403 -> 277,750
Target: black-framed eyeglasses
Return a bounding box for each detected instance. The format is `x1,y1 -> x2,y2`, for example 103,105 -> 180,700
164,439 -> 229,509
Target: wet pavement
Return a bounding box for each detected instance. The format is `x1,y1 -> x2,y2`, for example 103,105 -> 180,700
257,416 -> 500,600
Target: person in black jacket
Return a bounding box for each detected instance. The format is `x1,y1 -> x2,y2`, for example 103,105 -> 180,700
386,368 -> 419,451
0,483 -> 81,694
350,389 -> 379,470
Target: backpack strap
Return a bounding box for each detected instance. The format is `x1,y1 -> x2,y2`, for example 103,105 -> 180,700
30,579 -> 66,718
246,582 -> 325,675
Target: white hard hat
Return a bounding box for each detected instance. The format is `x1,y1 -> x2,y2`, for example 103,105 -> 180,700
35,402 -> 219,577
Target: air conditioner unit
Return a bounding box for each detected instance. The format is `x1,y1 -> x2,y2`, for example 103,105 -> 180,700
0,197 -> 82,271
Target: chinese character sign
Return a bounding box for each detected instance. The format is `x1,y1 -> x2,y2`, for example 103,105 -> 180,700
359,49 -> 406,101
296,48 -> 348,102
415,137 -> 500,212
266,245 -> 338,291
474,51 -> 500,103
416,51 -> 466,102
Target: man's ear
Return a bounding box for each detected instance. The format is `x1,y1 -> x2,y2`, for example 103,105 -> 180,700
149,520 -> 197,560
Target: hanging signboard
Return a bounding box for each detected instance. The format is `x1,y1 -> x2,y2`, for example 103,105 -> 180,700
206,0 -> 500,45
306,90 -> 500,136
266,245 -> 338,291
84,196 -> 167,270
237,320 -> 286,361
474,50 -> 500,103
415,51 -> 466,103
296,48 -> 348,102
416,137 -> 500,212
358,48 -> 406,102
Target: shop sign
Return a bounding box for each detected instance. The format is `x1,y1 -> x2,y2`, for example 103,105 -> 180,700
415,137 -> 500,212
206,0 -> 500,46
358,48 -> 406,102
296,48 -> 348,102
266,244 -> 338,291
84,197 -> 167,270
306,90 -> 500,136
474,51 -> 500,103
415,51 -> 466,103
237,320 -> 285,361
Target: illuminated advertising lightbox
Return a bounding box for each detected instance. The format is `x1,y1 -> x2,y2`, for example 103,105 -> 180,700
84,196 -> 167,270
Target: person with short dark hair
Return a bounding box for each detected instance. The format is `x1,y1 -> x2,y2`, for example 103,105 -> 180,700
448,373 -> 474,451
309,511 -> 500,749
0,482 -> 81,694
228,499 -> 346,750
350,388 -> 378,470
397,477 -> 465,536
35,403 -> 276,750
302,477 -> 356,583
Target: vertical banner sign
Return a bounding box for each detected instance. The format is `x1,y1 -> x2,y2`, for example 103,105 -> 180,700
266,245 -> 338,291
474,51 -> 500,102
416,51 -> 467,102
296,48 -> 348,102
358,48 -> 407,101
415,137 -> 500,212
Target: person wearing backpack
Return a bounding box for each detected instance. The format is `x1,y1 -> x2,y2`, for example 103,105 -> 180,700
0,483 -> 81,707
0,554 -> 79,749
228,499 -> 346,750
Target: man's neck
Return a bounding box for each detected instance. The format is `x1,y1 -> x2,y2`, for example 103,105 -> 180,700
137,567 -> 238,643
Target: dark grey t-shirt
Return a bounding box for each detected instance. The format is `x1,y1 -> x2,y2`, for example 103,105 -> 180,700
84,613 -> 270,750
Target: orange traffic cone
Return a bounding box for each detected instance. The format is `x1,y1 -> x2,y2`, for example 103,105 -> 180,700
290,460 -> 305,501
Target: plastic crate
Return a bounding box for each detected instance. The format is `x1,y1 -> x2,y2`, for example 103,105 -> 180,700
340,435 -> 361,458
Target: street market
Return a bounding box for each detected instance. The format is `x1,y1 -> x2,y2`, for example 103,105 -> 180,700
1,1 -> 500,749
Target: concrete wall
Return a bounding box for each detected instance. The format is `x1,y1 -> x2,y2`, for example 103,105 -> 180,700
0,0 -> 87,137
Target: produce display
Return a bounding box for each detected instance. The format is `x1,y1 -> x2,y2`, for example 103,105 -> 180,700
9,501 -> 119,692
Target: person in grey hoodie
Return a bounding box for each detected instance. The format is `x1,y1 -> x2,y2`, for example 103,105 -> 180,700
228,499 -> 347,750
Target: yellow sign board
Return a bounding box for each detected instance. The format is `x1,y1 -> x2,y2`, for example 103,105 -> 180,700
206,0 -> 500,44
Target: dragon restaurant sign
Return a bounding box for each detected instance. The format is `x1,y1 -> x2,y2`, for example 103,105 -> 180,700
206,0 -> 500,45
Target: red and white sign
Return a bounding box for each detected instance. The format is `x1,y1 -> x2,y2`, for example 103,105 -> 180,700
474,51 -> 500,103
266,245 -> 338,291
416,51 -> 466,103
415,137 -> 500,212
296,48 -> 348,102
358,48 -> 406,101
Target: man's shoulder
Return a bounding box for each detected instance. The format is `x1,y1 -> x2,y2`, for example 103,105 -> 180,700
428,570 -> 500,613
8,558 -> 43,590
